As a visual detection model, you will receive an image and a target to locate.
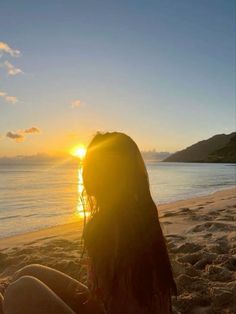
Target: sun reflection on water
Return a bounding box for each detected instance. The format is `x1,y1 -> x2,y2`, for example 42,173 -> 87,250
76,164 -> 90,219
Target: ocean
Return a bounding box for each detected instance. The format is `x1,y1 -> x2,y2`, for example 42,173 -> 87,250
0,162 -> 235,238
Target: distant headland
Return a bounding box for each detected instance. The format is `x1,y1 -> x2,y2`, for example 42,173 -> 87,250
164,132 -> 236,163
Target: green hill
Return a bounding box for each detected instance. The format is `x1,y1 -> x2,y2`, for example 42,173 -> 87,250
164,132 -> 236,163
207,134 -> 236,163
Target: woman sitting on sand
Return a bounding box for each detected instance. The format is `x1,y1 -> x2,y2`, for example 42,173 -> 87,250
1,132 -> 176,314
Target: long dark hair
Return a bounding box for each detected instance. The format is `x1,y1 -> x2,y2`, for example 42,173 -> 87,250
82,132 -> 176,312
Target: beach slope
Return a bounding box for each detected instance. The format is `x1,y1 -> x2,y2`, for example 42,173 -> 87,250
0,188 -> 236,313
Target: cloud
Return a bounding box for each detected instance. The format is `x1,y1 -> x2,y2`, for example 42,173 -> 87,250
6,131 -> 25,142
2,61 -> 23,76
0,91 -> 18,104
0,42 -> 22,103
6,126 -> 41,143
5,95 -> 18,103
71,99 -> 81,108
0,41 -> 20,58
24,127 -> 40,134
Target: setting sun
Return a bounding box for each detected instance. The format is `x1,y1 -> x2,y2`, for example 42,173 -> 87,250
70,145 -> 87,159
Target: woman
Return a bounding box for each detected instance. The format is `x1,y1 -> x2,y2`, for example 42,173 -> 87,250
1,132 -> 176,314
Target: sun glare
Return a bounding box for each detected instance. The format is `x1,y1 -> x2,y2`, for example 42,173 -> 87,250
71,145 -> 87,159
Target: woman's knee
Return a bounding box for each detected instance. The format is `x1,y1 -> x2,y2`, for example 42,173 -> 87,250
5,275 -> 39,297
12,264 -> 45,281
3,276 -> 75,314
0,293 -> 3,314
3,276 -> 38,313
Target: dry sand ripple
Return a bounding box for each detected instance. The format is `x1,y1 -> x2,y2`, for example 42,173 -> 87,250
160,188 -> 236,314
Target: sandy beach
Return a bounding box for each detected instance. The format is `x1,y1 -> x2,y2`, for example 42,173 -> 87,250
0,187 -> 236,314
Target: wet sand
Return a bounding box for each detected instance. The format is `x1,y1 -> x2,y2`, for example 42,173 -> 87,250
0,187 -> 236,313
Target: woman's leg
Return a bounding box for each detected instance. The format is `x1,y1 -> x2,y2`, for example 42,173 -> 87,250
12,264 -> 89,313
12,264 -> 105,314
3,275 -> 75,314
0,292 -> 3,314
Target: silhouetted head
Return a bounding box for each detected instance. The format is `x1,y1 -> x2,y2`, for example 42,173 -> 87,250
83,132 -> 176,312
83,132 -> 151,212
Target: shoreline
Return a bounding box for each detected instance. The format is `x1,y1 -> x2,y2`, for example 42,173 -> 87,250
0,186 -> 235,244
1,187 -> 236,313
157,184 -> 236,205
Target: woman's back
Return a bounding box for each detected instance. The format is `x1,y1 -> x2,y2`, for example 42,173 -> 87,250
82,132 -> 176,313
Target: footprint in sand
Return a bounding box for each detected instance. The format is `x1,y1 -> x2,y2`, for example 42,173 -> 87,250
161,211 -> 176,218
173,242 -> 203,254
179,207 -> 192,214
223,255 -> 236,271
206,265 -> 233,282
165,234 -> 186,241
189,222 -> 236,233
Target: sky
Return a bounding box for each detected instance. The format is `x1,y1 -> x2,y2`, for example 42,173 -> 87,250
0,0 -> 235,156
